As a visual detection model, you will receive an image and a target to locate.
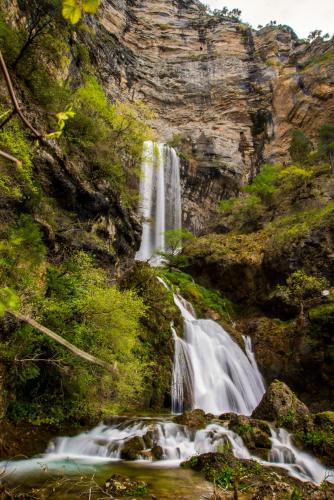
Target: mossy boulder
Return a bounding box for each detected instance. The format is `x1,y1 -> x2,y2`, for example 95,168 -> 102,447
120,436 -> 144,460
174,409 -> 213,430
297,411 -> 334,467
252,380 -> 311,432
182,451 -> 332,499
227,414 -> 271,458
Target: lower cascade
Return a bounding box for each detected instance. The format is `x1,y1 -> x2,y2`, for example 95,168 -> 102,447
3,418 -> 332,486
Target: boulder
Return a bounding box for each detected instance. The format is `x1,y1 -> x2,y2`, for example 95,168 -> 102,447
227,414 -> 271,459
252,380 -> 311,432
120,436 -> 144,460
151,445 -> 164,460
174,409 -> 212,429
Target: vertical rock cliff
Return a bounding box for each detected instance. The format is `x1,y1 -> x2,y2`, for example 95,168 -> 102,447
88,0 -> 334,232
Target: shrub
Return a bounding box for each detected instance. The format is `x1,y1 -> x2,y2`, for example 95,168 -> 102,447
244,164 -> 279,203
289,130 -> 313,164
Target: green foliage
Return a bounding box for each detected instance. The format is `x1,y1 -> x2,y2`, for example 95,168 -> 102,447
289,130 -> 313,164
46,105 -> 76,139
162,228 -> 195,258
159,269 -> 234,322
1,251 -> 149,424
318,123 -> 334,171
219,198 -> 237,213
0,12 -> 21,63
121,263 -> 181,408
0,111 -> 37,199
66,75 -> 154,201
275,270 -> 328,313
244,164 -> 279,202
278,165 -> 312,190
0,215 -> 46,297
281,409 -> 296,428
0,287 -> 19,316
62,0 -> 101,24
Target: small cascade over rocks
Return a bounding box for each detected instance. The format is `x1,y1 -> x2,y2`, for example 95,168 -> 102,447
269,428 -> 333,484
135,141 -> 181,264
4,418 -> 333,486
172,294 -> 266,416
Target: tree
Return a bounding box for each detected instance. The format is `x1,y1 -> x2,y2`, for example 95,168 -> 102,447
318,124 -> 334,173
12,0 -> 60,69
308,30 -> 323,42
276,270 -> 328,320
0,0 -> 101,169
289,130 -> 313,164
164,228 -> 195,256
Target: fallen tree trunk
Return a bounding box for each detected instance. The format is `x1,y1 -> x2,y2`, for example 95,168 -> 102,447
9,311 -> 116,373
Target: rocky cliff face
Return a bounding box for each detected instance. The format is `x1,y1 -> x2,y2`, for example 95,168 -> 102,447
86,0 -> 334,233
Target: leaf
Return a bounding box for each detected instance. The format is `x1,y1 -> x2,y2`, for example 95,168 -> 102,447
62,0 -> 82,24
46,131 -> 63,140
82,0 -> 100,14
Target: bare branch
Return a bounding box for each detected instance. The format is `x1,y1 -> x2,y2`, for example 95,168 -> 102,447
0,149 -> 22,166
0,50 -> 42,139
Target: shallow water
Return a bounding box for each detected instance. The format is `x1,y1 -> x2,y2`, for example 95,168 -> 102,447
2,457 -> 213,499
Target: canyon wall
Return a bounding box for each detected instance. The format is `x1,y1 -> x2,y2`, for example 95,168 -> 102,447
89,0 -> 334,232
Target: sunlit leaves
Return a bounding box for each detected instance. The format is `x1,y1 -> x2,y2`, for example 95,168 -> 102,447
0,287 -> 19,316
82,0 -> 100,13
46,105 -> 75,139
62,0 -> 101,24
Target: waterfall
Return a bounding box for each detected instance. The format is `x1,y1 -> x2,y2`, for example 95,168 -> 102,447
135,141 -> 181,264
172,295 -> 265,416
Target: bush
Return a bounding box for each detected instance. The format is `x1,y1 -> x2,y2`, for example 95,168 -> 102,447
0,111 -> 37,199
244,164 -> 279,203
65,76 -> 154,202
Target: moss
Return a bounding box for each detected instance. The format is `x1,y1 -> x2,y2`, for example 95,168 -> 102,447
309,303 -> 334,322
120,263 -> 182,408
159,269 -> 234,321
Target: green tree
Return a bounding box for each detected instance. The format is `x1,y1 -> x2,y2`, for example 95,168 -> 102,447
276,270 -> 328,319
12,0 -> 60,69
164,228 -> 195,256
289,130 -> 313,164
318,124 -> 334,173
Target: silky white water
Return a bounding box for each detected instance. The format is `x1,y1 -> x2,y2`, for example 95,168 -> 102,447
135,141 -> 181,264
3,419 -> 333,485
172,294 -> 266,416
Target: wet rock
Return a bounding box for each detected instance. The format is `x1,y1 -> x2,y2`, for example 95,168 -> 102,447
183,451 -> 334,499
174,409 -> 212,429
120,436 -> 144,460
228,414 -> 271,455
151,445 -> 164,460
252,380 -> 311,432
104,474 -> 147,497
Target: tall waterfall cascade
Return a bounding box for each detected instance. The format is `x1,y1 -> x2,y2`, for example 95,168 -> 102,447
172,294 -> 265,415
135,141 -> 182,264
3,139 -> 334,489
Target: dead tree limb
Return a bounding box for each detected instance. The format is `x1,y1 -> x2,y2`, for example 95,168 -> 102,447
0,50 -> 42,139
9,310 -> 117,373
0,149 -> 22,166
